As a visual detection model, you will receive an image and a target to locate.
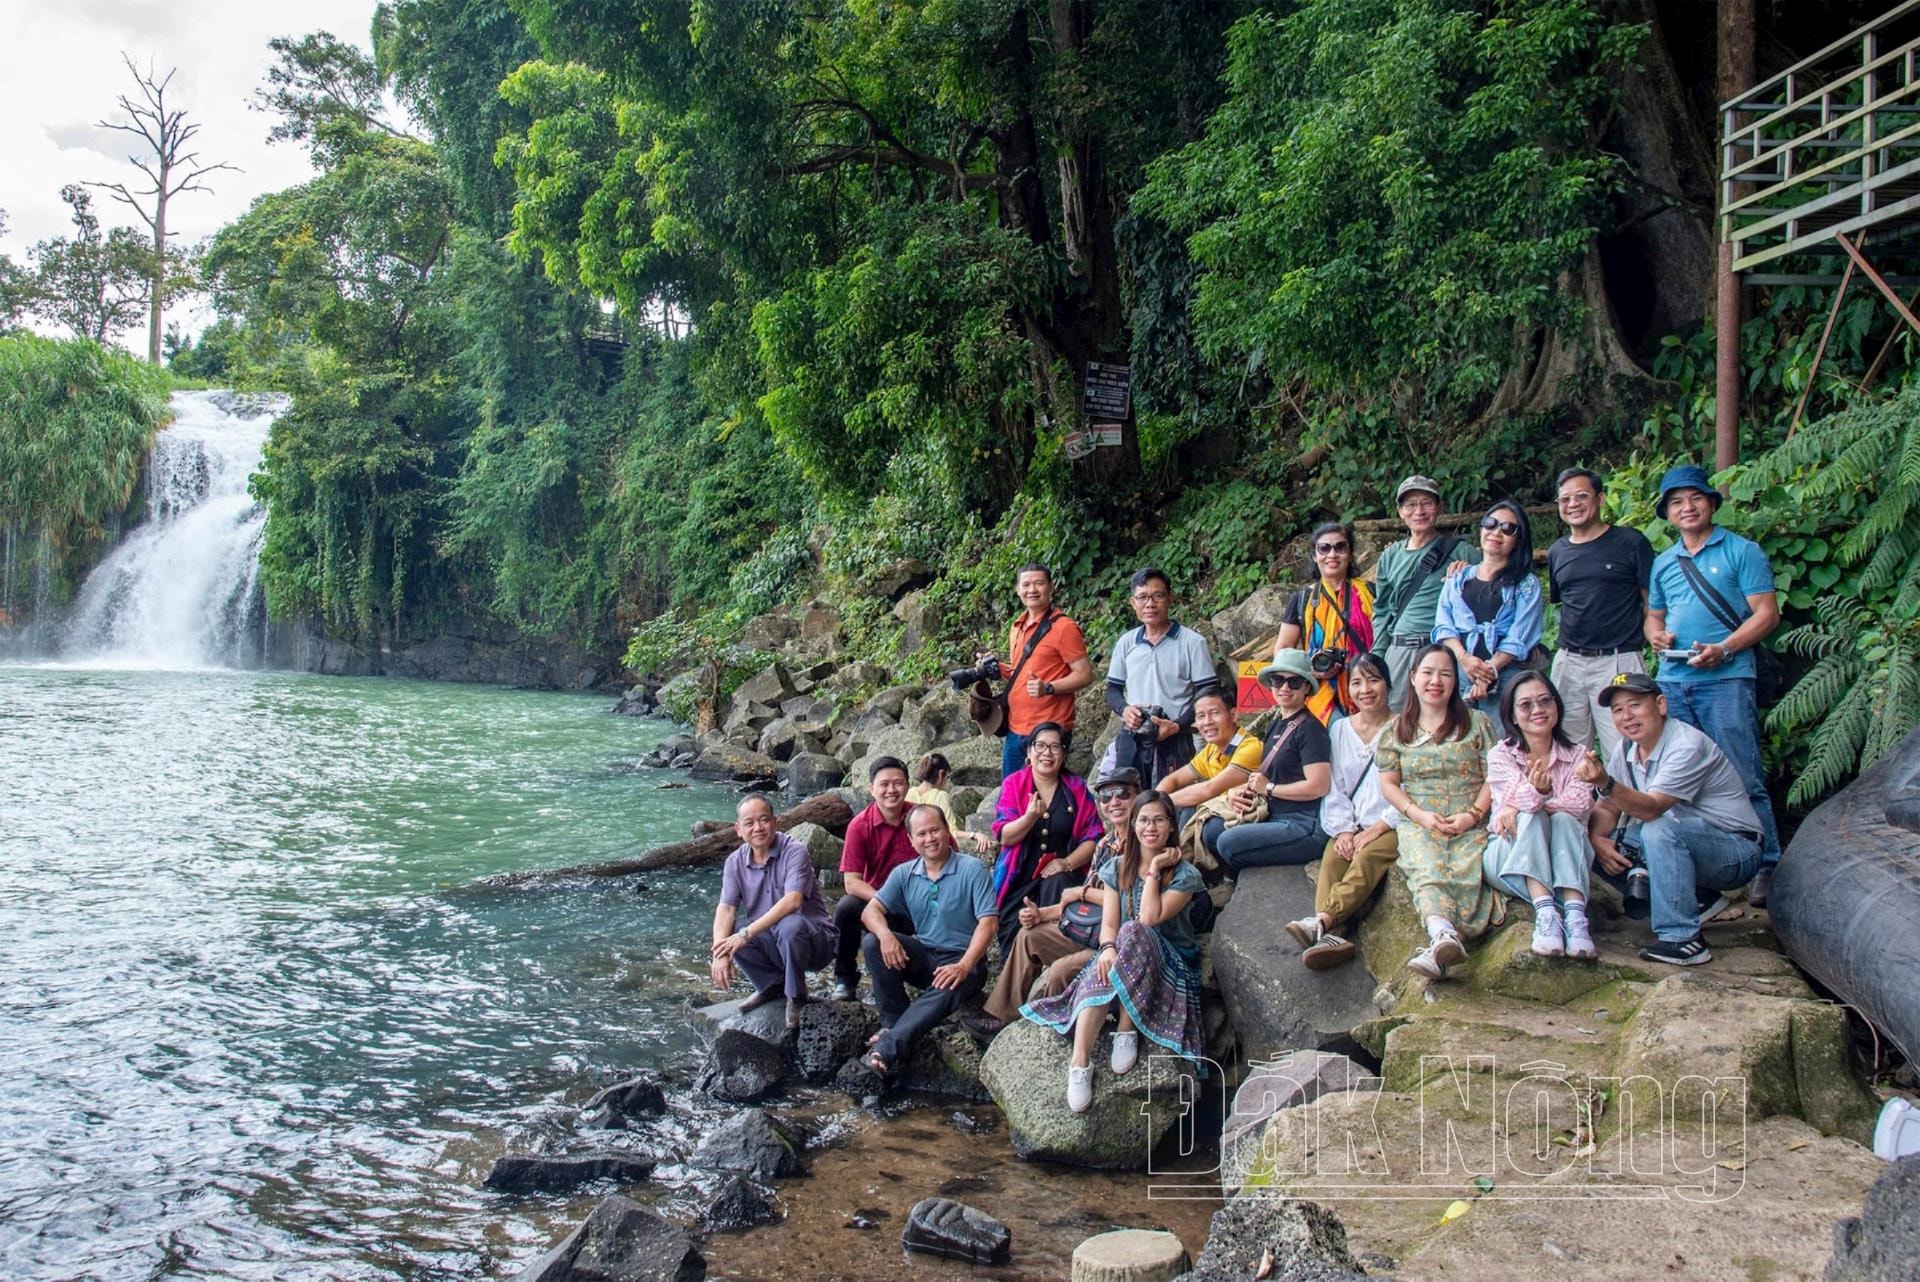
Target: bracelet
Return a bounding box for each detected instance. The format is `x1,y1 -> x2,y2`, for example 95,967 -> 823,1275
1099,941 -> 1117,953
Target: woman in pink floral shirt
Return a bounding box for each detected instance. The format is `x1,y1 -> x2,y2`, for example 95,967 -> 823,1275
1481,672 -> 1599,960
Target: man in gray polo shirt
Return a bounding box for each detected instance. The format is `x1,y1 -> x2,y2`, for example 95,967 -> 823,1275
1580,672 -> 1763,967
860,805 -> 999,1075
711,794 -> 838,1027
1104,567 -> 1220,783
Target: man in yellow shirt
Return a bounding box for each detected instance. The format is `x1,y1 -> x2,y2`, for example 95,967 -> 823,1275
1158,688 -> 1261,808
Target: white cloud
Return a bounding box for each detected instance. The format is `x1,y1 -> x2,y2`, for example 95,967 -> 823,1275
0,0 -> 384,347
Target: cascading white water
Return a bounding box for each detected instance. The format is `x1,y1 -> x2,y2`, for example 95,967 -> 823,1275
60,390 -> 289,670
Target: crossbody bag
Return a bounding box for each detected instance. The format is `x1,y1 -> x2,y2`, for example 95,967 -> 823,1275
1672,555 -> 1785,704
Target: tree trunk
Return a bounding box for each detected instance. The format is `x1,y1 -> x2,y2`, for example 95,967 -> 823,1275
148,171 -> 166,365
481,791 -> 855,883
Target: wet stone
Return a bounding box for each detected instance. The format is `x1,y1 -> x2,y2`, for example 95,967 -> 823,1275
688,1108 -> 804,1182
484,1151 -> 658,1195
516,1194 -> 704,1282
694,1174 -> 779,1234
900,1196 -> 1013,1266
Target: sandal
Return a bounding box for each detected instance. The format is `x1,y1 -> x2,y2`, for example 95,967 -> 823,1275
863,1049 -> 892,1076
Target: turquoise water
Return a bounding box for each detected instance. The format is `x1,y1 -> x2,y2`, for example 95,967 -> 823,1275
0,667 -> 740,1279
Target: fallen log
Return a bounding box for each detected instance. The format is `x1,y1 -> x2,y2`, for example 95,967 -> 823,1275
481,792 -> 855,884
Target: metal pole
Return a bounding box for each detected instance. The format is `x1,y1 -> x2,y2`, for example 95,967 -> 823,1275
1716,0 -> 1756,473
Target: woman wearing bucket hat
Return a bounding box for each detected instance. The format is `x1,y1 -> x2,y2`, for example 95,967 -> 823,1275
1210,649 -> 1333,872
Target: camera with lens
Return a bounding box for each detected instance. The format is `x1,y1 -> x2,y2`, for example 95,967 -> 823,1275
948,654 -> 1003,690
1132,704 -> 1169,748
1310,647 -> 1347,678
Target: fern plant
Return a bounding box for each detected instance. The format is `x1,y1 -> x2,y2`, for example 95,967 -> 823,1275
1730,382 -> 1920,805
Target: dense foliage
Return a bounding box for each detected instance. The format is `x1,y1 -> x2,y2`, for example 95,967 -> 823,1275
0,334 -> 171,613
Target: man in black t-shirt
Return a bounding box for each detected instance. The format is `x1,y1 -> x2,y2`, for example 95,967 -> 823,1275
1547,467 -> 1654,756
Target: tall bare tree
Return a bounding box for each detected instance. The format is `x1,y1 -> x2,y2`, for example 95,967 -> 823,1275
90,55 -> 237,363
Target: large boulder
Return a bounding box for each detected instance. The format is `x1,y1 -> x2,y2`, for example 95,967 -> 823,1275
757,715 -> 827,762
1207,586 -> 1294,658
687,1108 -> 803,1181
783,753 -> 847,796
516,1194 -> 705,1282
931,736 -> 1002,788
694,1175 -> 778,1234
779,693 -> 835,723
898,1023 -> 991,1101
785,822 -> 844,876
1828,1155 -> 1920,1282
894,590 -> 944,656
611,685 -> 657,717
720,698 -> 777,748
849,726 -> 935,787
695,1028 -> 787,1103
485,1151 -> 659,1195
642,733 -> 698,769
816,659 -> 888,697
794,998 -> 879,1082
580,1076 -> 668,1129
868,558 -> 936,600
900,1197 -> 1012,1265
1209,866 -> 1377,1060
902,686 -> 973,748
685,737 -> 779,784
1219,1051 -> 1380,1194
978,1017 -> 1200,1170
731,664 -> 796,708
1168,1196 -> 1367,1282
863,683 -> 926,722
741,610 -> 798,652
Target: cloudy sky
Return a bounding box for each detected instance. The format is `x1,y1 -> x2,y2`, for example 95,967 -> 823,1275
0,0 -> 383,342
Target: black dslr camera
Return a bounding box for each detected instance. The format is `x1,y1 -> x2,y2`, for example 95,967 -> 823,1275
1310,646 -> 1347,678
1132,704 -> 1169,755
948,655 -> 1003,690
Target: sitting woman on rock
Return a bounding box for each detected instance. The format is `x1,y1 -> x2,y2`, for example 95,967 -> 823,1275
990,722 -> 1103,957
1481,672 -> 1598,959
1021,789 -> 1207,1114
1284,651 -> 1400,969
1431,500 -> 1544,735
1377,645 -> 1500,979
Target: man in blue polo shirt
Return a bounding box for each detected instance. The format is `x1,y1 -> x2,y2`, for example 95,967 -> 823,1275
860,805 -> 999,1076
1105,567 -> 1220,783
1644,464 -> 1783,904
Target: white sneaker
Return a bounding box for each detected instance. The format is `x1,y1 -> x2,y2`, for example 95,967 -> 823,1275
1531,905 -> 1566,957
1111,1031 -> 1139,1076
1407,945 -> 1446,979
1564,911 -> 1596,960
1067,1065 -> 1095,1113
1431,931 -> 1467,969
1284,915 -> 1323,948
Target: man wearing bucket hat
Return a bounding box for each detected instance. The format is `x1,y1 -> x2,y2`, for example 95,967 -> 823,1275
1210,649 -> 1333,872
1372,475 -> 1480,711
1643,463 -> 1783,905
1580,671 -> 1764,966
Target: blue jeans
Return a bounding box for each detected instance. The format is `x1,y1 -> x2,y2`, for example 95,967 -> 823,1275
1483,811 -> 1592,901
1002,728 -> 1073,779
1211,810 -> 1327,871
1460,660 -> 1527,737
1634,812 -> 1762,942
1657,677 -> 1782,866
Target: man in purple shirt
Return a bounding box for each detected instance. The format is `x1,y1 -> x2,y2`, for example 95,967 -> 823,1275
710,794 -> 837,1027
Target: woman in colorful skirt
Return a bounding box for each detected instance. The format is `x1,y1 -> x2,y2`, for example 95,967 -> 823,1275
1022,789 -> 1207,1114
1376,644 -> 1500,979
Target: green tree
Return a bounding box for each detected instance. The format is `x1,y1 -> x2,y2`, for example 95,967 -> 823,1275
0,210 -> 29,331
30,186 -> 154,344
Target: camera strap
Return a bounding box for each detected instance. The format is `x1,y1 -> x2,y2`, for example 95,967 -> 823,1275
1257,712 -> 1308,780
1381,536 -> 1459,635
1004,611 -> 1059,688
1314,581 -> 1356,653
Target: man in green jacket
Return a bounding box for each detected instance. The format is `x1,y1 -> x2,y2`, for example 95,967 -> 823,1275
1370,475 -> 1479,710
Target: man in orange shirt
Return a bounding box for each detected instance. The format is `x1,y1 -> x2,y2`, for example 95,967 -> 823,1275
983,563 -> 1094,778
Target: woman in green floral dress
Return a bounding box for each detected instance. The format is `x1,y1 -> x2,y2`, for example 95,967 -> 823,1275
1376,644 -> 1500,978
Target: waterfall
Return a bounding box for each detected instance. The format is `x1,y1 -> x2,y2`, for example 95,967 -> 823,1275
59,390 -> 289,670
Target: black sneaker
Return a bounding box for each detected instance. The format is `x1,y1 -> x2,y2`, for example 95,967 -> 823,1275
1639,936 -> 1712,967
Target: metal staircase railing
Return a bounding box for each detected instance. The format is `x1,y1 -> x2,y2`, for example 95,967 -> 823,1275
1723,0 -> 1920,277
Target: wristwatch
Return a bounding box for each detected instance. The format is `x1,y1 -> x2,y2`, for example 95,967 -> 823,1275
1595,774 -> 1615,797
1041,680 -> 1055,695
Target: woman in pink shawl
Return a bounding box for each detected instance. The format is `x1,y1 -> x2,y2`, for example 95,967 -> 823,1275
991,721 -> 1102,957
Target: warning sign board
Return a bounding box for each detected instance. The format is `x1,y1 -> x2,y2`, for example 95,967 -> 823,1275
1236,659 -> 1277,713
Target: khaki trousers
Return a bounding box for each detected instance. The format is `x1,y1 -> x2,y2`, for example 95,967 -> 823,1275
983,921 -> 1095,1022
1314,829 -> 1400,929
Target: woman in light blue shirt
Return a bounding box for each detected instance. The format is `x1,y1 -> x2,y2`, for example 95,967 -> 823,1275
1432,501 -> 1544,735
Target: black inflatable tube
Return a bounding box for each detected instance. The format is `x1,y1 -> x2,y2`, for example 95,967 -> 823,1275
1771,725 -> 1920,1066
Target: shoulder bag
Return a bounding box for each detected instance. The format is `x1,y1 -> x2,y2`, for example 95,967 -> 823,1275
1672,555 -> 1785,705
1371,535 -> 1458,659
968,612 -> 1059,737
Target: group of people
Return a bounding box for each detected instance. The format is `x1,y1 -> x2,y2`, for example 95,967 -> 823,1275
708,461 -> 1787,1112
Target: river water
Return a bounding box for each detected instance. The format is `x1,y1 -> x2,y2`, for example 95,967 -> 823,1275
0,665 -> 742,1279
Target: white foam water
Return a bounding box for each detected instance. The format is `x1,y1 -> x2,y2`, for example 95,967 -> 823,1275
58,389 -> 288,670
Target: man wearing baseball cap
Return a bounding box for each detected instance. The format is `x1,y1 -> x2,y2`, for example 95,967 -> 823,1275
1372,475 -> 1480,710
1643,464 -> 1783,905
1577,672 -> 1763,966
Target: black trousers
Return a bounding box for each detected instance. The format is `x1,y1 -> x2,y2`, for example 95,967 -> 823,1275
862,934 -> 986,1069
833,892 -> 915,983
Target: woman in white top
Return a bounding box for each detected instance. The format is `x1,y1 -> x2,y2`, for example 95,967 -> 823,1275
1284,652 -> 1400,969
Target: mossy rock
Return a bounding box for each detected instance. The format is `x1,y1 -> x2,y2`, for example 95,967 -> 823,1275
1458,911 -> 1649,1007
1617,976 -> 1799,1131
1787,1001 -> 1880,1143
1377,1014 -> 1618,1098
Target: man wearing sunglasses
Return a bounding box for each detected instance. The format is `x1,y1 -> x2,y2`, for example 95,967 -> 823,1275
1546,467 -> 1653,758
1372,475 -> 1480,711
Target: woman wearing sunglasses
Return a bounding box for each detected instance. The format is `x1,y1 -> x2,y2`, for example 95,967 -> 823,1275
1432,501 -> 1544,735
1211,649 -> 1333,873
1377,644 -> 1500,978
1272,521 -> 1374,724
1481,672 -> 1598,959
1022,790 -> 1206,1114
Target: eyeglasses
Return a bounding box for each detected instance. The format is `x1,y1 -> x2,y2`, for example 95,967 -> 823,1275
1557,492 -> 1596,506
1096,788 -> 1137,802
1131,591 -> 1169,603
1029,741 -> 1063,755
1314,542 -> 1350,556
1265,675 -> 1309,691
1481,516 -> 1522,536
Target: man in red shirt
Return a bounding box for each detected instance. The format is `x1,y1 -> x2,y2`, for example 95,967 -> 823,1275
982,563 -> 1093,778
831,757 -> 919,1000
